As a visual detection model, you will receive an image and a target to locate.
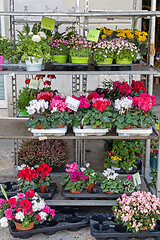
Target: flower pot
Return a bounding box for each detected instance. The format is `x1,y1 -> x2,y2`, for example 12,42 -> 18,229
40,184 -> 48,193
105,191 -> 116,194
14,221 -> 34,231
97,58 -> 113,65
0,56 -> 4,71
86,182 -> 95,193
140,226 -> 149,232
25,57 -> 43,71
138,125 -> 150,129
71,56 -> 89,64
116,58 -> 132,65
30,126 -> 68,136
73,126 -> 109,136
70,189 -> 82,194
52,55 -> 67,63
20,109 -> 28,116
111,166 -> 121,171
57,124 -> 65,128
35,124 -> 43,129
123,124 -> 132,129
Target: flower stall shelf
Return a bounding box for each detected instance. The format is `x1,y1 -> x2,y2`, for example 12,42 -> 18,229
0,189 -> 55,231
9,207 -> 88,239
90,191 -> 160,239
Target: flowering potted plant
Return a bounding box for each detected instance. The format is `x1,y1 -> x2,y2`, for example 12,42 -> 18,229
109,81 -> 132,101
69,36 -> 92,63
50,38 -> 69,63
36,164 -> 53,193
113,191 -> 160,233
80,163 -> 102,193
16,31 -> 51,71
0,189 -> 55,230
92,39 -> 115,64
113,38 -> 138,64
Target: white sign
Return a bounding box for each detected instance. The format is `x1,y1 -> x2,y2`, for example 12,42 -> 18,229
29,79 -> 39,89
65,96 -> 80,112
133,172 -> 141,186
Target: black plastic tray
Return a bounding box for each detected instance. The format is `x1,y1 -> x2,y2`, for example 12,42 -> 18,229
62,186 -> 128,200
9,208 -> 89,239
0,182 -> 57,200
90,213 -> 160,240
50,63 -> 89,71
96,64 -> 132,71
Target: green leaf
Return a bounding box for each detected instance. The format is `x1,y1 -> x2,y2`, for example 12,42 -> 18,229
1,184 -> 8,200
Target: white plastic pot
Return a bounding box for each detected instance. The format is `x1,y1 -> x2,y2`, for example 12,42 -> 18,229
116,127 -> 152,136
73,126 -> 109,136
25,57 -> 43,71
29,126 -> 67,136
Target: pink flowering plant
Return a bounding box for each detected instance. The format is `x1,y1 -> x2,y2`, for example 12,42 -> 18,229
69,36 -> 92,57
0,189 -> 55,229
50,38 -> 69,56
80,163 -> 102,186
60,162 -> 88,192
113,191 -> 160,233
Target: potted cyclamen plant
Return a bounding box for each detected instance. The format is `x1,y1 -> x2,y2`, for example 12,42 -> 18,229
60,162 -> 88,194
36,164 -> 53,193
113,191 -> 160,233
16,31 -> 51,71
113,38 -> 138,64
92,39 -> 115,64
0,189 -> 55,231
50,38 -> 69,63
69,36 -> 92,63
80,163 -> 102,193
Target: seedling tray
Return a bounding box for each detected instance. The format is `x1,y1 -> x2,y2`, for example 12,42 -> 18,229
9,208 -> 89,239
96,64 -> 132,71
90,213 -> 160,240
62,186 -> 127,200
0,182 -> 57,200
51,63 -> 89,71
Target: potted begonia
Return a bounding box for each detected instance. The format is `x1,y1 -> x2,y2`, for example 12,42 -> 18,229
0,189 -> 55,231
16,31 -> 51,71
50,38 -> 69,63
113,191 -> 160,233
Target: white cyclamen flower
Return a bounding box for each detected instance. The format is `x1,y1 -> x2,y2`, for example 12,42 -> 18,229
15,212 -> 25,222
29,32 -> 33,35
51,107 -> 57,113
39,212 -> 48,220
85,163 -> 90,168
32,199 -> 46,212
91,172 -> 95,176
17,164 -> 27,171
103,168 -> 119,180
0,217 -> 8,228
32,34 -> 41,42
80,167 -> 86,172
38,31 -> 47,39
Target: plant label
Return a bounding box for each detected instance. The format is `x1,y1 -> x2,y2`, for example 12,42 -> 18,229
41,17 -> 55,31
65,96 -> 80,112
133,172 -> 141,186
155,122 -> 159,130
29,79 -> 39,89
87,29 -> 100,42
39,136 -> 48,141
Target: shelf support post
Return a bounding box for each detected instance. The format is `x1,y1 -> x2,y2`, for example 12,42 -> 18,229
11,74 -> 17,117
156,123 -> 160,197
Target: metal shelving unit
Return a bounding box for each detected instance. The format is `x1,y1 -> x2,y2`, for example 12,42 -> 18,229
0,0 -> 160,205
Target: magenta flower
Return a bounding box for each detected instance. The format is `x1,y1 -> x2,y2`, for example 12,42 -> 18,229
127,175 -> 131,180
5,208 -> 12,220
17,193 -> 25,199
66,162 -> 78,173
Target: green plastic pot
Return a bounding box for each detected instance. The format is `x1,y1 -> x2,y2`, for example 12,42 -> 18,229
52,55 -> 67,63
116,58 -> 132,64
71,56 -> 89,64
97,58 -> 113,65
20,109 -> 28,115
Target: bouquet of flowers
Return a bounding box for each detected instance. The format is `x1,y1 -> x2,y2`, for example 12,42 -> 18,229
0,189 -> 55,230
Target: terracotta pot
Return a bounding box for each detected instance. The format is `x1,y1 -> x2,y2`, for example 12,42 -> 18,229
57,124 -> 65,128
138,125 -> 149,129
86,182 -> 95,193
40,184 -> 48,193
70,189 -> 82,194
140,226 -> 149,232
35,124 -> 43,129
105,191 -> 116,194
15,221 -> 34,231
123,125 -> 132,129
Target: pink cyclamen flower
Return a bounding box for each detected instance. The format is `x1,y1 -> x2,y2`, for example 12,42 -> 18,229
17,193 -> 25,199
66,162 -> 78,173
50,209 -> 55,218
127,175 -> 131,180
41,205 -> 50,214
5,208 -> 12,220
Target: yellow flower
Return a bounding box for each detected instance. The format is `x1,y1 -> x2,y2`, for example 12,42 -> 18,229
116,29 -> 124,33
127,33 -> 134,39
142,31 -> 148,36
138,36 -> 146,42
100,27 -> 105,32
104,29 -> 113,36
101,34 -> 107,40
117,33 -> 126,38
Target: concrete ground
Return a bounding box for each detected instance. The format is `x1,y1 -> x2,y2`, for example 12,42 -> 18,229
0,82 -> 160,239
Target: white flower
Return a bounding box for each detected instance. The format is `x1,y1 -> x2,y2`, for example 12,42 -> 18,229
23,33 -> 26,36
103,168 -> 119,180
15,212 -> 25,222
26,99 -> 48,115
91,172 -> 95,176
0,217 -> 8,228
32,199 -> 46,212
39,212 -> 48,220
17,164 -> 27,171
51,107 -> 57,113
32,35 -> 41,43
80,167 -> 86,172
29,32 -> 33,35
85,163 -> 90,168
38,31 -> 47,39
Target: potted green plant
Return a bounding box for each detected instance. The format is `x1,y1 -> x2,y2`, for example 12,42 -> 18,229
50,38 -> 69,63
16,31 -> 51,71
113,191 -> 160,233
80,163 -> 102,193
0,189 -> 55,231
92,39 -> 115,64
69,36 -> 92,63
18,139 -> 67,168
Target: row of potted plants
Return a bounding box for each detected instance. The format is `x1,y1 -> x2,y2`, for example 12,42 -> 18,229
24,79 -> 157,132
60,162 -> 139,194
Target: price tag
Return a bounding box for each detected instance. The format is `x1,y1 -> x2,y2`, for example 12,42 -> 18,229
39,136 -> 48,141
65,96 -> 80,112
133,172 -> 141,186
155,122 -> 159,130
87,29 -> 100,43
41,17 -> 55,31
29,79 -> 39,89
